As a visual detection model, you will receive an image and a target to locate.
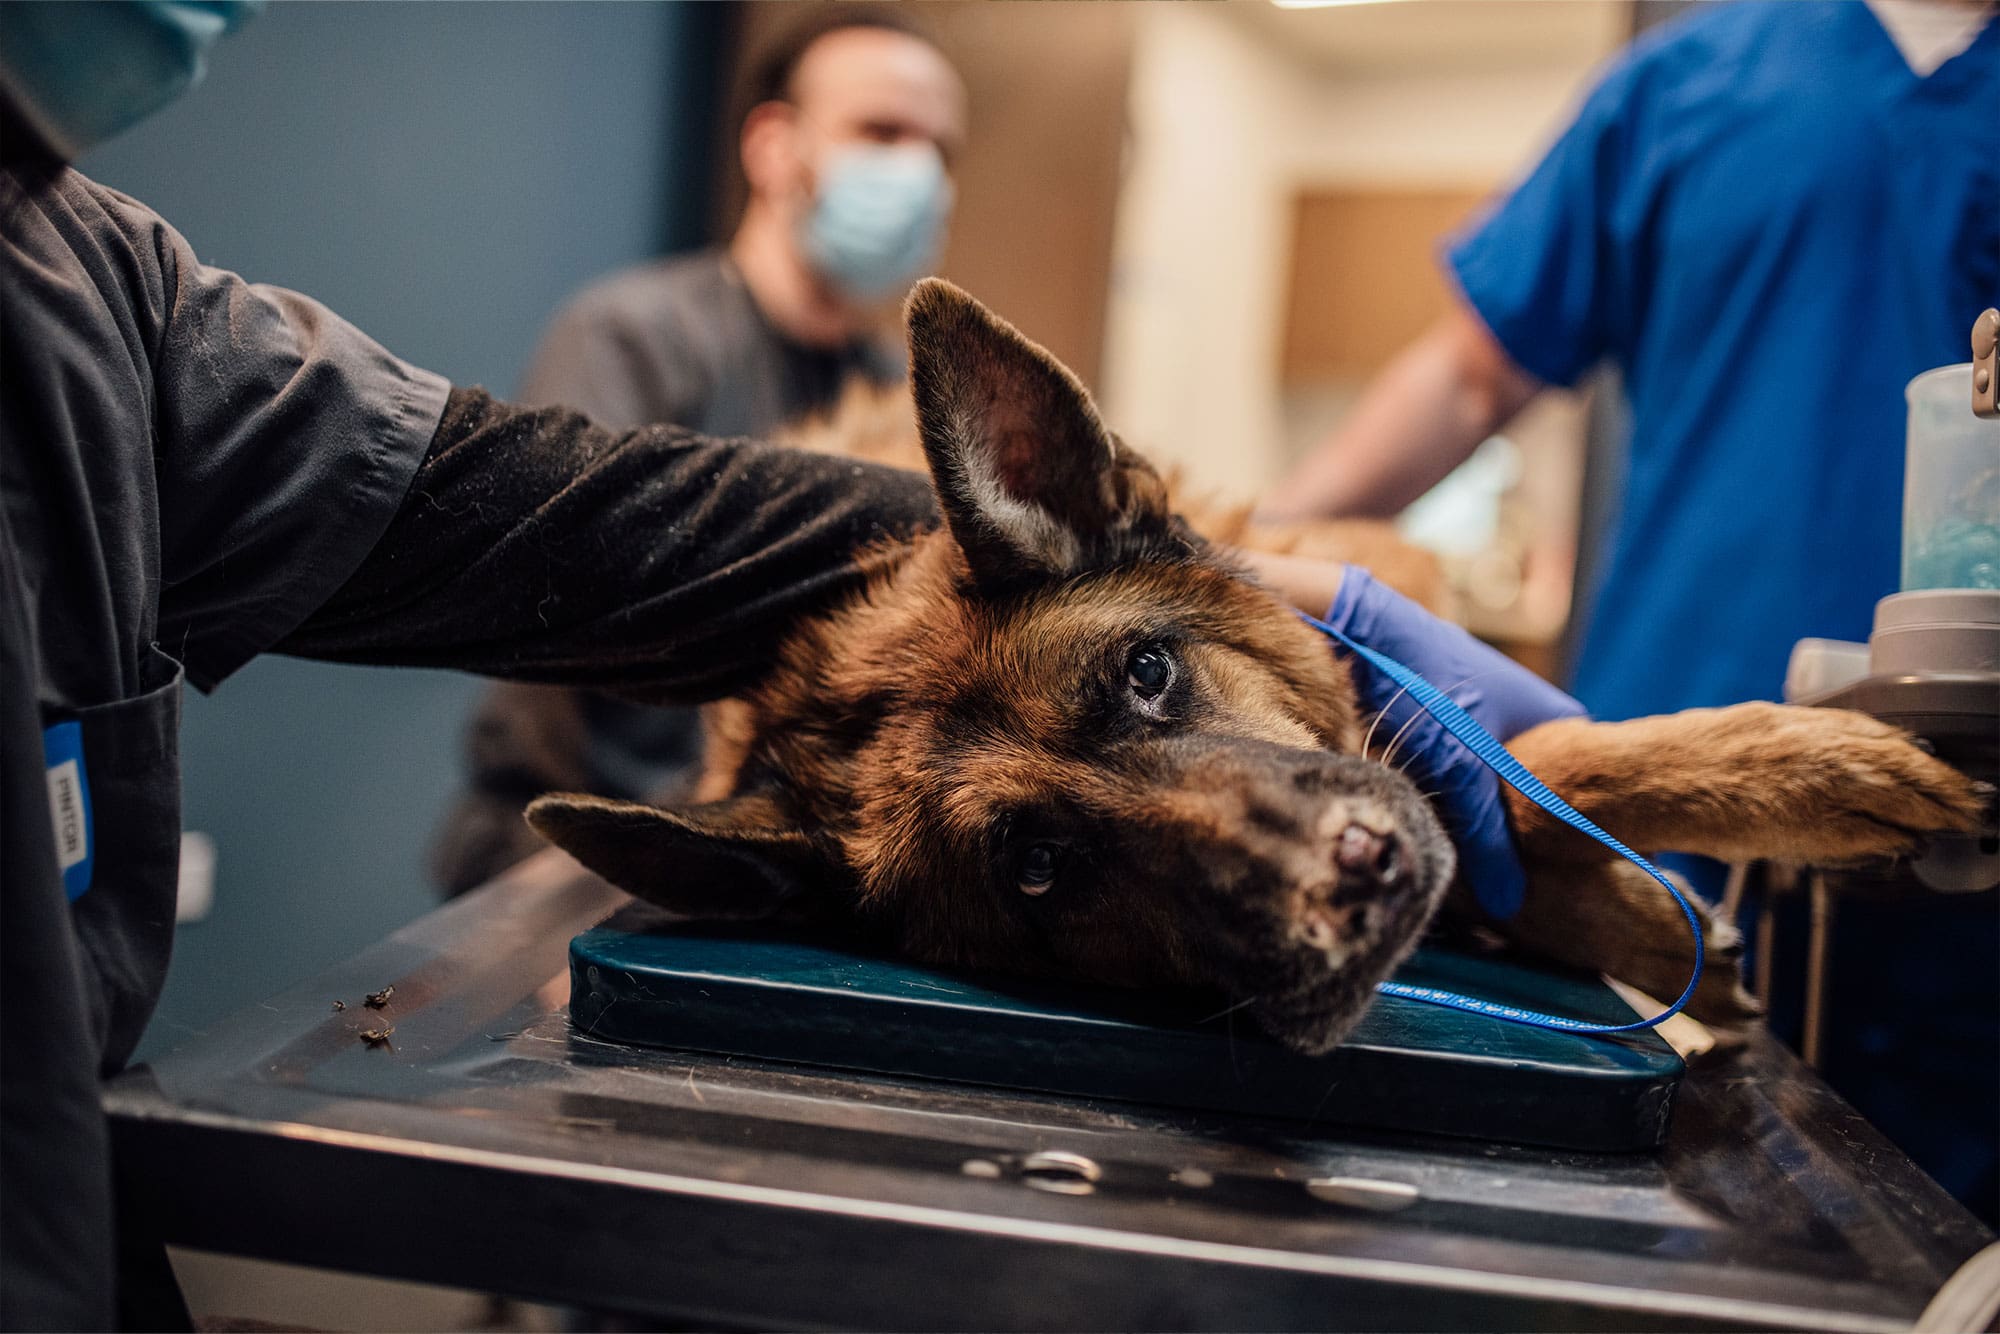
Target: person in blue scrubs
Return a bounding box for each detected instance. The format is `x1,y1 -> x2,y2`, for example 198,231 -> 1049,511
1264,0 -> 1998,1220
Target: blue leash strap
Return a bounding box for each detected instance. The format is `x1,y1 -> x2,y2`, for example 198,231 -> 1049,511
1299,610 -> 1704,1036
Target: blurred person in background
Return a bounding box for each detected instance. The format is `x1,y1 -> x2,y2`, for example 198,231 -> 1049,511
432,6 -> 968,894
1262,0 -> 1998,1220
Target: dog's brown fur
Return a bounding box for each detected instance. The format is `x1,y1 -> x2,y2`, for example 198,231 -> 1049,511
529,280 -> 1986,1054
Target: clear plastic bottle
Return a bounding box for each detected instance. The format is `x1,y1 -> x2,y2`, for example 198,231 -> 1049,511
1902,363 -> 2000,591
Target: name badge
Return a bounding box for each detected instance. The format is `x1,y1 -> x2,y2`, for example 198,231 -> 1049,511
42,720 -> 93,901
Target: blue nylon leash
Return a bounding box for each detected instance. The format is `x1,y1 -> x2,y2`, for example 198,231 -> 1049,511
1300,611 -> 1704,1036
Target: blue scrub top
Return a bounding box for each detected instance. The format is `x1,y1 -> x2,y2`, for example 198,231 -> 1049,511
1450,0 -> 1999,722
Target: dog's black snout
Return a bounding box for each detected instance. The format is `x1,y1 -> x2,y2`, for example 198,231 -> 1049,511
1334,822 -> 1404,884
1375,833 -> 1403,882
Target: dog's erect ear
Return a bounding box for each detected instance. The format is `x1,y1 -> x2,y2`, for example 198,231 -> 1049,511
525,791 -> 832,919
905,277 -> 1173,592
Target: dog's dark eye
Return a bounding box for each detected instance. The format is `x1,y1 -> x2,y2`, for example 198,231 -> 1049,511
1019,842 -> 1062,896
1126,645 -> 1173,701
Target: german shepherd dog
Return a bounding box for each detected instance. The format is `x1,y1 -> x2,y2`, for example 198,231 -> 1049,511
527,280 -> 1986,1055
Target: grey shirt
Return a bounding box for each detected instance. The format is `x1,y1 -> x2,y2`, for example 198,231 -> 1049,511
518,247 -> 901,436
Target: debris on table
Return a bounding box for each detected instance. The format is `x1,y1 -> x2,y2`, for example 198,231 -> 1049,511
364,986 -> 395,1009
331,999 -> 346,1012
358,1027 -> 395,1048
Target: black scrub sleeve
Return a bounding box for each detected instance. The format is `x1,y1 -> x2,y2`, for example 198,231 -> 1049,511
278,387 -> 940,704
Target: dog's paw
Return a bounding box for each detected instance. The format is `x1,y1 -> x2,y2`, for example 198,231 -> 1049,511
1675,911 -> 1765,1029
1732,705 -> 1988,863
1605,888 -> 1763,1029
1506,858 -> 1762,1028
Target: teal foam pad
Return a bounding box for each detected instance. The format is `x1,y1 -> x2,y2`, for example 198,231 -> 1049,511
569,911 -> 1683,1152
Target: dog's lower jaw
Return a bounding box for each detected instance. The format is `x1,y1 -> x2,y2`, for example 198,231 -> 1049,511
1244,908 -> 1440,1054
1181,766 -> 1456,1054
1214,869 -> 1451,1055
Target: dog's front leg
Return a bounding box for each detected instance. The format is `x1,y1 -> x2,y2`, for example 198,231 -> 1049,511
1474,702 -> 1985,1028
1501,703 -> 1987,868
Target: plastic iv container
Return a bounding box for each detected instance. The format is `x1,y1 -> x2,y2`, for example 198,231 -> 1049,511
1902,363 -> 2000,591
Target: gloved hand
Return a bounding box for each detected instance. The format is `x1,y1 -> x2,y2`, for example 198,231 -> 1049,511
1321,566 -> 1586,919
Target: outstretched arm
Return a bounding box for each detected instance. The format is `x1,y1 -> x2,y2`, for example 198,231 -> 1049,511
1258,304 -> 1541,522
280,388 -> 940,704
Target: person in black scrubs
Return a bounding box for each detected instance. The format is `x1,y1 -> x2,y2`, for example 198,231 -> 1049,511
0,7 -> 938,1327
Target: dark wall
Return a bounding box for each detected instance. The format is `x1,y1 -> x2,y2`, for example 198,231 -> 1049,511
74,1 -> 721,1060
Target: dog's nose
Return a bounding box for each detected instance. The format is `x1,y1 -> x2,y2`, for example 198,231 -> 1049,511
1335,822 -> 1403,884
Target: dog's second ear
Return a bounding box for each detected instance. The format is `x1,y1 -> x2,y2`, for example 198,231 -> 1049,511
905,277 -> 1174,593
525,791 -> 830,919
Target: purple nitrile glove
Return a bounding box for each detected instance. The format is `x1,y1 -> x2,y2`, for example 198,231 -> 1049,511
1322,567 -> 1586,919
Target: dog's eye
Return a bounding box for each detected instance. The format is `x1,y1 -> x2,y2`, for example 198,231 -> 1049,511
1019,842 -> 1062,896
1126,645 -> 1174,701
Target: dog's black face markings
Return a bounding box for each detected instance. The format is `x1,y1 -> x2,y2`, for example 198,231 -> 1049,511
529,280 -> 1457,1055
840,560 -> 1455,1053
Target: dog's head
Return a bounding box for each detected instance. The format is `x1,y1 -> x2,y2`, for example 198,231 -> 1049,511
530,280 -> 1454,1053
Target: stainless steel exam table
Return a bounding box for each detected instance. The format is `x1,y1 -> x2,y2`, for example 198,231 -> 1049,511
107,851 -> 1995,1332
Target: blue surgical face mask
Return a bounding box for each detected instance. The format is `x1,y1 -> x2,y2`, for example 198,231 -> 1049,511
799,143 -> 954,303
0,1 -> 261,161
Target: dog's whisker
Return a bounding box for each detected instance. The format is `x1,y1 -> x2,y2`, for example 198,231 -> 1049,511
1377,671 -> 1490,771
1379,707 -> 1428,773
1360,688 -> 1408,763
1362,666 -> 1501,765
1196,994 -> 1261,1025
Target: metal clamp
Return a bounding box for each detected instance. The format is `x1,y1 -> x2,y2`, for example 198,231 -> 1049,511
1973,308 -> 1999,419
